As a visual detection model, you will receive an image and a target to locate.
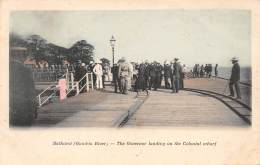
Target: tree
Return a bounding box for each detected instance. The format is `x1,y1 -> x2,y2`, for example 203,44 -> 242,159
68,40 -> 94,64
9,33 -> 27,48
26,35 -> 48,66
9,33 -> 96,66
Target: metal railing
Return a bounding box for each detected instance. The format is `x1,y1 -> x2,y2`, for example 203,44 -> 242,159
74,73 -> 94,95
36,71 -> 94,107
37,83 -> 58,107
36,72 -> 67,107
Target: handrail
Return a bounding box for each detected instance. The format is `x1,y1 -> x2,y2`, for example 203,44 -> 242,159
37,84 -> 56,97
37,72 -> 93,107
37,73 -> 67,107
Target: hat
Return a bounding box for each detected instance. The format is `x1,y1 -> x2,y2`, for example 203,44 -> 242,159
231,57 -> 239,61
81,63 -> 86,66
121,57 -> 126,62
174,58 -> 179,61
165,60 -> 170,65
89,61 -> 94,64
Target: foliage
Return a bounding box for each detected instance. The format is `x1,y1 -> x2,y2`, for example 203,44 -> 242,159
9,33 -> 95,65
67,40 -> 94,64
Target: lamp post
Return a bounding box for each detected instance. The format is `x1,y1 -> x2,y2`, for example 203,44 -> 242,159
110,36 -> 116,65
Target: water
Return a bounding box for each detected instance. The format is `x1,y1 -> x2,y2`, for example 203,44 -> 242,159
217,67 -> 251,84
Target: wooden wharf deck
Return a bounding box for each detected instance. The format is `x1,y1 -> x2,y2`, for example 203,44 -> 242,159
32,78 -> 251,127
33,88 -> 141,127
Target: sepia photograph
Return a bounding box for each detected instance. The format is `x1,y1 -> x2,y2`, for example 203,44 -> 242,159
9,10 -> 252,127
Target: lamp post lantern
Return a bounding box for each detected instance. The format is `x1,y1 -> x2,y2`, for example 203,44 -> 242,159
110,36 -> 116,65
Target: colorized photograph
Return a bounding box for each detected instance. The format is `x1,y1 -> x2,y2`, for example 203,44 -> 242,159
9,10 -> 251,127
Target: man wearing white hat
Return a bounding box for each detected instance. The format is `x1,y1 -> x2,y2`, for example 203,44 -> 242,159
93,59 -> 103,89
229,57 -> 241,99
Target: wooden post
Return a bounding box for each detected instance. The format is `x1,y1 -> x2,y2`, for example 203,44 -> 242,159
91,73 -> 94,90
38,95 -> 41,107
86,73 -> 89,92
70,73 -> 74,89
76,82 -> 80,95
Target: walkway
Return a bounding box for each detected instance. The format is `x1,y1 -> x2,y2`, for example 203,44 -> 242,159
32,78 -> 251,127
125,89 -> 247,127
33,88 -> 137,127
184,77 -> 251,107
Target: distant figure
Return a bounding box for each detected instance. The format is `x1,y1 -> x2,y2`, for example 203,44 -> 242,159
215,64 -> 218,77
229,57 -> 241,99
93,60 -> 103,89
118,57 -> 131,94
179,62 -> 184,89
200,65 -> 204,78
144,60 -> 151,90
196,64 -> 200,78
10,47 -> 37,126
112,63 -> 120,93
208,64 -> 212,78
149,62 -> 156,90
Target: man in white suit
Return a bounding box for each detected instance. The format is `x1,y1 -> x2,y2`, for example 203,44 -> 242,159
93,59 -> 103,89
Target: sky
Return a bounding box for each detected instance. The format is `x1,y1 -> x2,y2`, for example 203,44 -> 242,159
10,10 -> 251,67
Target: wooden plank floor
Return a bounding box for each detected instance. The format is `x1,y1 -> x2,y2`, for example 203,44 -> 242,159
32,78 -> 251,127
184,78 -> 251,107
33,88 -> 137,127
125,89 -> 247,127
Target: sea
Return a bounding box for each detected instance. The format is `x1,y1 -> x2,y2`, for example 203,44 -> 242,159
217,67 -> 251,84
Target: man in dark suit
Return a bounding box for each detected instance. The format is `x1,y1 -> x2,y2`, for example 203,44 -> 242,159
171,58 -> 182,93
10,47 -> 37,126
229,57 -> 241,99
112,63 -> 120,93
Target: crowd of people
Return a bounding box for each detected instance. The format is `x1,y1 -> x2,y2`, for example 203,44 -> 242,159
82,57 -> 241,101
192,63 -> 218,78
74,57 -> 188,95
79,57 -> 228,96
